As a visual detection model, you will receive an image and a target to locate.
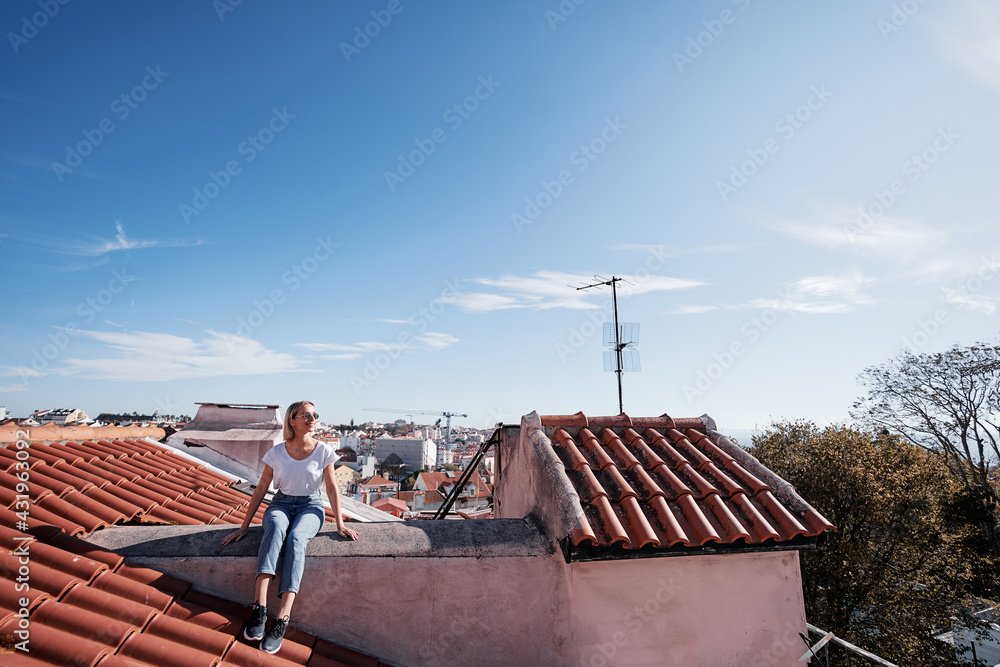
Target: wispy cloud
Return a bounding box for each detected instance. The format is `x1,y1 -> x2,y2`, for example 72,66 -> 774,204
750,270 -> 877,314
29,329 -> 313,381
609,243 -> 753,256
933,0 -> 1000,91
667,304 -> 720,315
755,208 -> 960,284
759,210 -> 947,259
297,341 -> 405,353
415,332 -> 459,350
942,287 -> 996,314
444,271 -> 707,313
295,331 -> 459,356
34,220 -> 204,261
1,150 -> 109,181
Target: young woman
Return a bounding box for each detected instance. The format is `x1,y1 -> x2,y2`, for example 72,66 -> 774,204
222,400 -> 359,653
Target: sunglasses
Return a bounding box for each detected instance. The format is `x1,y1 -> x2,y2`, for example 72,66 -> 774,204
296,412 -> 319,421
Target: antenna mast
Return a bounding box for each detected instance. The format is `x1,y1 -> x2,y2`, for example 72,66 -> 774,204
576,276 -> 640,414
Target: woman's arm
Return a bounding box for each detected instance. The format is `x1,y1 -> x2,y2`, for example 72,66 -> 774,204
221,464 -> 274,545
323,464 -> 358,540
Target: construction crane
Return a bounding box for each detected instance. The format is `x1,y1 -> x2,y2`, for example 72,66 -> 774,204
363,407 -> 467,446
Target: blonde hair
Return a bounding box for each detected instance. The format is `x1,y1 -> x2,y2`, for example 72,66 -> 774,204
283,400 -> 314,441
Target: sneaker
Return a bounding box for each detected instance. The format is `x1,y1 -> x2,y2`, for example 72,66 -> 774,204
260,615 -> 289,654
243,602 -> 267,641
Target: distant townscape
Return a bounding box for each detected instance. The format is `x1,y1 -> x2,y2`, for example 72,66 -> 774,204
0,402 -> 494,520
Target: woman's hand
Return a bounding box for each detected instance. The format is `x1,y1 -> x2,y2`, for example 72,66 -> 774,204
337,525 -> 359,541
221,527 -> 247,546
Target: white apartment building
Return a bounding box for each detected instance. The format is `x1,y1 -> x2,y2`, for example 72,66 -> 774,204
373,436 -> 437,472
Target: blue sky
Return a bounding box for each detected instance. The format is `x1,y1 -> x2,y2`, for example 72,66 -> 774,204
2,1 -> 998,438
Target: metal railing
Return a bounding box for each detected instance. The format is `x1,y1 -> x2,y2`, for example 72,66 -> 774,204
800,625 -> 898,667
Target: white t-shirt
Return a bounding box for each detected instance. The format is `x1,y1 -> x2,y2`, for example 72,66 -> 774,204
262,441 -> 339,496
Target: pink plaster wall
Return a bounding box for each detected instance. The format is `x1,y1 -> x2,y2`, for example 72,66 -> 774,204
568,552 -> 808,667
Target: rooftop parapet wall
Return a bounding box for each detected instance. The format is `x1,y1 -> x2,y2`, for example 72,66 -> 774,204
165,404 -> 283,481
87,519 -> 570,667
495,412 -> 589,550
186,403 -> 282,429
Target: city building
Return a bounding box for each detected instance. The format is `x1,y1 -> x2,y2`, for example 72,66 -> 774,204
31,407 -> 91,426
372,435 -> 436,472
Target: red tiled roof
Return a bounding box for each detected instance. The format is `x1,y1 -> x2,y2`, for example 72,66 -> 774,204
396,490 -> 446,505
416,471 -> 490,499
358,475 -> 396,488
0,423 -> 166,444
370,498 -> 407,515
0,524 -> 386,666
538,413 -> 834,550
0,439 -> 266,537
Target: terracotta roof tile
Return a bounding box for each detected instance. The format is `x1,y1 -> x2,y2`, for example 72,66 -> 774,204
31,597 -> 136,650
28,538 -> 109,583
222,641 -> 306,666
538,413 -> 834,551
0,616 -> 111,666
35,493 -> 108,534
42,529 -> 125,568
0,523 -> 389,665
598,428 -> 641,470
118,631 -> 224,667
0,440 -> 391,665
145,612 -> 235,658
62,581 -> 160,627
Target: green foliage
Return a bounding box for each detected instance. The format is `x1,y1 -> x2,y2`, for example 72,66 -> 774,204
853,342 -> 1000,566
753,421 -> 984,666
400,473 -> 416,491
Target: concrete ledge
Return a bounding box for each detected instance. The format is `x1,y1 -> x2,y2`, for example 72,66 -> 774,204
86,519 -> 569,667
86,518 -> 555,560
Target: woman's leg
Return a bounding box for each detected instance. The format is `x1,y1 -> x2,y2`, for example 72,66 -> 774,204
257,500 -> 292,602
275,503 -> 325,614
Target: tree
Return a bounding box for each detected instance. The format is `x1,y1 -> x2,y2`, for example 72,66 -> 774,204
400,473 -> 416,491
852,342 -> 1000,561
752,421 -> 984,666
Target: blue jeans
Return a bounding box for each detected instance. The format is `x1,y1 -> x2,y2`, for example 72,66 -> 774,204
256,491 -> 325,596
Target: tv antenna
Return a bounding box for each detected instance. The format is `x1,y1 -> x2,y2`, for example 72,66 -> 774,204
575,275 -> 640,414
